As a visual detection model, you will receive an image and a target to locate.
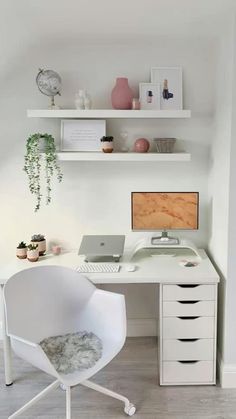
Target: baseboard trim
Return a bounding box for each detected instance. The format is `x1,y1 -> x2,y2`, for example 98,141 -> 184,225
218,351 -> 236,388
127,318 -> 157,337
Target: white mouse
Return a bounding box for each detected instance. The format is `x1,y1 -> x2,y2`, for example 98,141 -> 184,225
125,264 -> 136,272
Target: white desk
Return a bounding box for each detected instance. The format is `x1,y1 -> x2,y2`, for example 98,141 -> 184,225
0,249 -> 219,386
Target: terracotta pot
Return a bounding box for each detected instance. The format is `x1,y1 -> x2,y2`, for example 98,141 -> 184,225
111,78 -> 134,110
102,141 -> 114,153
16,248 -> 27,259
31,239 -> 46,255
27,249 -> 39,262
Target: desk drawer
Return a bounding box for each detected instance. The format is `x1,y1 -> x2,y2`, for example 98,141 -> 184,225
163,338 -> 214,361
163,317 -> 215,339
162,284 -> 216,301
162,361 -> 214,384
163,301 -> 215,317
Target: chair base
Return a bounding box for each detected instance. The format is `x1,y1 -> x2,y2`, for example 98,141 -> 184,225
82,379 -> 136,416
8,380 -> 60,419
8,378 -> 136,418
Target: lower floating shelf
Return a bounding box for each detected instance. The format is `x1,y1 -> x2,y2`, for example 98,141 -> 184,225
57,152 -> 191,162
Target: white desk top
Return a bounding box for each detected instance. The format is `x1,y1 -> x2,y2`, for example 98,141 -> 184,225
0,249 -> 219,285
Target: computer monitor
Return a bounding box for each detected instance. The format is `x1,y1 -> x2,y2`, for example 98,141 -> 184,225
131,192 -> 199,244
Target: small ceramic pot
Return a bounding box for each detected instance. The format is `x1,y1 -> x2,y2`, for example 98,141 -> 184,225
27,249 -> 39,262
52,245 -> 62,255
102,141 -> 114,153
16,248 -> 27,259
31,239 -> 46,256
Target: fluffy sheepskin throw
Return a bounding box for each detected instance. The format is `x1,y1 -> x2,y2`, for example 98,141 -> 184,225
40,331 -> 102,375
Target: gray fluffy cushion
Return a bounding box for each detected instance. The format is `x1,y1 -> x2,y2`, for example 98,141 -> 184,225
40,331 -> 103,375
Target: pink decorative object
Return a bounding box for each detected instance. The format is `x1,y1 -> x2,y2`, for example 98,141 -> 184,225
52,245 -> 61,255
111,78 -> 134,110
134,138 -> 150,153
132,98 -> 140,110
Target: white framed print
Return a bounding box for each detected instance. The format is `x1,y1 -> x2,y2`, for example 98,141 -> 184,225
139,83 -> 160,110
61,119 -> 106,151
151,67 -> 183,110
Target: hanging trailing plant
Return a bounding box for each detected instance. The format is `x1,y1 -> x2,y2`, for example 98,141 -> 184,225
24,133 -> 63,212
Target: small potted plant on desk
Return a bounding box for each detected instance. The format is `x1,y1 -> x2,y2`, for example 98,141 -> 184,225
31,234 -> 46,256
16,242 -> 27,259
27,244 -> 39,262
100,136 -> 114,153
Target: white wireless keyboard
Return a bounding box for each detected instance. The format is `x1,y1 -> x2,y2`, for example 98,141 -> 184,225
77,263 -> 120,273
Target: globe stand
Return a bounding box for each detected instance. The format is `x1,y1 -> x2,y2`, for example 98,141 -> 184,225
49,96 -> 60,110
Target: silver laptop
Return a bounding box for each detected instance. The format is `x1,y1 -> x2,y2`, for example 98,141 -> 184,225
78,235 -> 125,262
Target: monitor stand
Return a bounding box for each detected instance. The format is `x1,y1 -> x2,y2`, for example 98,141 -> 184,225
151,230 -> 179,246
129,234 -> 201,260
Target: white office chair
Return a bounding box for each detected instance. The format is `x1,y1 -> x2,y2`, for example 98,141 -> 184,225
4,266 -> 136,419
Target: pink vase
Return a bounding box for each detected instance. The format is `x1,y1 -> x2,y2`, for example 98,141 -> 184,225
111,78 -> 134,110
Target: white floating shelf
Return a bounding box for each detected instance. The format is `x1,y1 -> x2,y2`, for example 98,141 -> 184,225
57,152 -> 191,162
27,109 -> 191,119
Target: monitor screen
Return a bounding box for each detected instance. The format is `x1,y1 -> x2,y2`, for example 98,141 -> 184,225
131,192 -> 199,231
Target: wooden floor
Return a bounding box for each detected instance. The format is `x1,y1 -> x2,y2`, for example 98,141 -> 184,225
1,338 -> 236,419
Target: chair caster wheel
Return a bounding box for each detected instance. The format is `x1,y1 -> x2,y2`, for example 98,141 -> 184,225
124,404 -> 136,416
60,383 -> 66,391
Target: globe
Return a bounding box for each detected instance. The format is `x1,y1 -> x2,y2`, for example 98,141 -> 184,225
36,68 -> 62,108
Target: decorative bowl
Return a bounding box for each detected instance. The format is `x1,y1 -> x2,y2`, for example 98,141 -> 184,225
154,138 -> 176,153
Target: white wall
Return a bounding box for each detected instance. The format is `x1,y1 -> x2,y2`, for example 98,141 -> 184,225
0,38 -> 217,334
222,21 -> 236,366
207,18 -> 236,387
208,22 -> 234,364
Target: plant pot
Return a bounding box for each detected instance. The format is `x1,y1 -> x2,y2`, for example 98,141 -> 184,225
111,78 -> 134,110
101,141 -> 114,153
16,248 -> 27,259
31,239 -> 46,255
27,249 -> 39,262
38,137 -> 47,153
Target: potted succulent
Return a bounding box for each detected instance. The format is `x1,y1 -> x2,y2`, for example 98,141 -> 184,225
100,136 -> 114,153
16,242 -> 27,259
24,133 -> 63,212
27,244 -> 39,262
31,234 -> 46,255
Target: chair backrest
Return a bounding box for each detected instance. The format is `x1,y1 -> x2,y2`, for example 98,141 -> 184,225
4,266 -> 96,343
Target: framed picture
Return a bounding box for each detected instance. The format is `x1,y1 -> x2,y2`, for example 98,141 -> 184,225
151,67 -> 183,110
139,83 -> 160,110
61,119 -> 106,151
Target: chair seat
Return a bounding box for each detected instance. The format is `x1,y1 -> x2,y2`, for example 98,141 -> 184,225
40,331 -> 102,375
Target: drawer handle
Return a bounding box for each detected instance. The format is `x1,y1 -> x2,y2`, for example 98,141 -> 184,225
177,300 -> 200,304
178,338 -> 199,342
178,316 -> 199,320
177,284 -> 199,288
178,360 -> 199,364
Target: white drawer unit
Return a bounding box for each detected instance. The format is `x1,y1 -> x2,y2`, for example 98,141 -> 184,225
163,339 -> 214,361
163,316 -> 215,339
163,300 -> 215,317
159,283 -> 218,386
162,284 -> 216,301
162,361 -> 214,384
